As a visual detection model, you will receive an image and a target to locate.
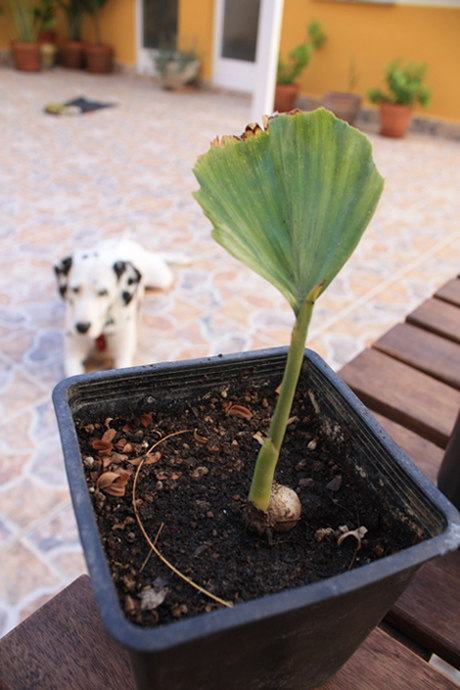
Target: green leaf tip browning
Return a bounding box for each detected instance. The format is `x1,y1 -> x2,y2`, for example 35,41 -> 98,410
193,108 -> 384,316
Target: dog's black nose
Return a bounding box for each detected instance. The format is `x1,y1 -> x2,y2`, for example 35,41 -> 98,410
76,322 -> 91,334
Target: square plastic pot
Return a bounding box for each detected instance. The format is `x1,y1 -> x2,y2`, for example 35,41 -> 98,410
53,348 -> 460,690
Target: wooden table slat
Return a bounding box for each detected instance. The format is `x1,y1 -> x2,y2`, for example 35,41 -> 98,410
0,576 -> 456,690
386,551 -> 460,670
407,298 -> 460,344
0,576 -> 135,690
339,349 -> 460,447
370,411 -> 444,484
435,278 -> 460,307
373,322 -> 460,389
319,626 -> 458,690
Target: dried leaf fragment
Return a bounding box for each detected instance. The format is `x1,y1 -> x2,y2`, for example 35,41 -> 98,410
92,439 -> 113,456
194,429 -> 208,445
337,526 -> 368,550
102,428 -> 117,444
140,413 -> 152,428
139,585 -> 169,611
226,404 -> 252,419
97,469 -> 130,497
253,431 -> 265,446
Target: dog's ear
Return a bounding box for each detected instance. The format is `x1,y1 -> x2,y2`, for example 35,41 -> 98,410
54,256 -> 72,298
113,261 -> 142,305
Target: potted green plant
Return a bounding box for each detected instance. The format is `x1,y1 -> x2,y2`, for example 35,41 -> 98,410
154,42 -> 200,91
368,59 -> 431,138
3,0 -> 41,70
81,0 -> 112,73
57,0 -> 85,68
322,56 -> 362,126
53,110 -> 460,690
35,0 -> 58,68
275,20 -> 326,112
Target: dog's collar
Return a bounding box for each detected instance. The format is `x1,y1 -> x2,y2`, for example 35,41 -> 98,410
95,334 -> 107,351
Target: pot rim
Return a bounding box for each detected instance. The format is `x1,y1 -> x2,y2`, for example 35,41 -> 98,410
53,347 -> 460,653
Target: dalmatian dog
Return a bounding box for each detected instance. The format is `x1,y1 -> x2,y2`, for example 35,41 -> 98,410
55,238 -> 184,377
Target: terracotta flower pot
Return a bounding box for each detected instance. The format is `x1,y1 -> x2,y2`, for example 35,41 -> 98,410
274,83 -> 300,113
84,43 -> 113,74
379,102 -> 413,138
61,40 -> 84,69
322,92 -> 362,126
11,42 -> 40,72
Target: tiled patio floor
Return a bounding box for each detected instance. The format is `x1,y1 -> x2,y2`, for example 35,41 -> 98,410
1,66 -> 460,638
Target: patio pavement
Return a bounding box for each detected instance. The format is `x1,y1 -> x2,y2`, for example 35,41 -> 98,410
1,66 -> 460,640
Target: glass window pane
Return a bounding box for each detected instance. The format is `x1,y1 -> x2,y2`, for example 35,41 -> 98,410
143,0 -> 178,49
222,0 -> 260,62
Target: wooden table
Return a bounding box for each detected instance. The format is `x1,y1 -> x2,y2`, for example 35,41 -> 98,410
1,278 -> 459,690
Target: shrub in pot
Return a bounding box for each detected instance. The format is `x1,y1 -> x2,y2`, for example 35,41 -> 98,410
57,0 -> 85,68
3,0 -> 42,70
275,20 -> 326,112
81,0 -> 112,73
322,57 -> 362,125
154,43 -> 200,91
53,110 -> 460,690
368,59 -> 431,138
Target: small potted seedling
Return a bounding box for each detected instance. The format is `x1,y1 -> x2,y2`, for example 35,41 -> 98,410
53,109 -> 460,690
322,56 -> 362,125
275,20 -> 326,111
194,109 -> 382,535
368,59 -> 431,137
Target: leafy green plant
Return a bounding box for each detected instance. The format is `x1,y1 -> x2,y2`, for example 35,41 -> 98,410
154,41 -> 198,77
81,0 -> 110,44
193,109 -> 383,534
56,0 -> 84,41
368,59 -> 431,108
3,0 -> 40,42
34,0 -> 57,34
277,20 -> 326,85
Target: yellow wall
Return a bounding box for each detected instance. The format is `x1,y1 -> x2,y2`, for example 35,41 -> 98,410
178,0 -> 215,79
1,1 -> 458,123
280,1 -> 460,124
80,0 -> 136,65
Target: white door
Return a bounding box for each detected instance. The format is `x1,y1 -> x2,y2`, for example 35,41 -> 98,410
136,0 -> 178,76
213,0 -> 261,93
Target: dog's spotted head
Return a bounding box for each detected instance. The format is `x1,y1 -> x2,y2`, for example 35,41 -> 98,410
54,251 -> 142,339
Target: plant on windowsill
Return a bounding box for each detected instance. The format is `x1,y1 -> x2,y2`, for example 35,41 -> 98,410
81,0 -> 113,73
57,0 -> 85,68
322,55 -> 362,126
368,58 -> 431,138
154,42 -> 200,91
275,20 -> 326,112
53,108 -> 460,690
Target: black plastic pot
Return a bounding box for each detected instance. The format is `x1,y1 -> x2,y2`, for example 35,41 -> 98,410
438,408 -> 460,511
53,348 -> 460,690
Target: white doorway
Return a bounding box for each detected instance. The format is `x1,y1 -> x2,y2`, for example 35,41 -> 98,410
213,0 -> 261,93
136,0 -> 178,76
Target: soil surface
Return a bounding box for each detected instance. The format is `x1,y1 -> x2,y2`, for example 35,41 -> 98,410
76,382 -> 417,629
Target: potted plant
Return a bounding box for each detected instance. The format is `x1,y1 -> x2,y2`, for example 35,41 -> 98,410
154,42 -> 200,91
35,0 -> 58,68
368,59 -> 431,138
81,0 -> 112,73
322,56 -> 362,126
57,0 -> 85,68
3,0 -> 41,70
275,20 -> 326,112
53,110 -> 460,690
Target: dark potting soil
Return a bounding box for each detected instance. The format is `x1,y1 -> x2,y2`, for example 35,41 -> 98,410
76,381 -> 417,629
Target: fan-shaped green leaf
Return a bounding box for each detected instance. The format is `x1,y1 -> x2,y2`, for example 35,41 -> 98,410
193,109 -> 384,315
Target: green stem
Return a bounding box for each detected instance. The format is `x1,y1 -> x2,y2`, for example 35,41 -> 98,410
247,283 -> 322,512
